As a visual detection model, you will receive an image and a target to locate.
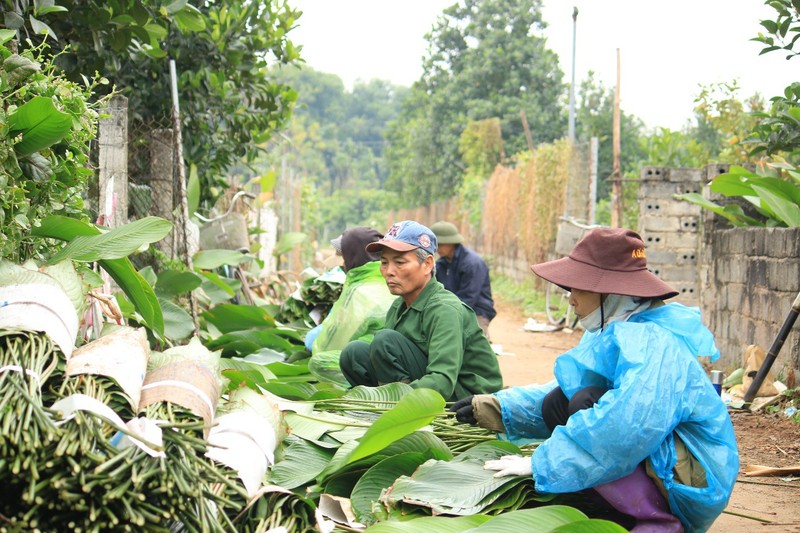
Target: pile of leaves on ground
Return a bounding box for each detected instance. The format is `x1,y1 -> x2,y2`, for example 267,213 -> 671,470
0,258 -> 629,532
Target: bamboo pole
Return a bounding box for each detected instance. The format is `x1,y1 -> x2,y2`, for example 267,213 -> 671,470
610,48 -> 623,228
170,59 -> 199,335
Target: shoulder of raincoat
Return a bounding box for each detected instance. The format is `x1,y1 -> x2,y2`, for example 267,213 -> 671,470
495,303 -> 738,533
312,261 -> 396,353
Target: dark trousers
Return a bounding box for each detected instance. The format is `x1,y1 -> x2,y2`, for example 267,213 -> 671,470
340,329 -> 428,388
541,386 -> 608,431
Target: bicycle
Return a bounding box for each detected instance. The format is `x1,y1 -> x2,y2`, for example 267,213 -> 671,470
544,215 -> 603,327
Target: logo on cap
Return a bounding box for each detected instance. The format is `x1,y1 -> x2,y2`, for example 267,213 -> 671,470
419,234 -> 431,249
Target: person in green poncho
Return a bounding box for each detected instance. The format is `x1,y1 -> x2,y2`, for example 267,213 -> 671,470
307,227 -> 398,385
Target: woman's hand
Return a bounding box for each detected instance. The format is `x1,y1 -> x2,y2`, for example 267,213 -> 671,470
483,455 -> 532,477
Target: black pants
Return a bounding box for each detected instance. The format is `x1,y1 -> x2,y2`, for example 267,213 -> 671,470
541,386 -> 608,431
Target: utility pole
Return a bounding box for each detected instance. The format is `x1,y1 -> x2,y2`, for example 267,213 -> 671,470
610,48 -> 623,228
568,7 -> 578,142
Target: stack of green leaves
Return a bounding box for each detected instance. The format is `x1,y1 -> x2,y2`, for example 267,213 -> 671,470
275,276 -> 343,328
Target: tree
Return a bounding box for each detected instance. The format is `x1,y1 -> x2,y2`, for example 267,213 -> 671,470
2,1 -> 302,203
385,0 -> 566,202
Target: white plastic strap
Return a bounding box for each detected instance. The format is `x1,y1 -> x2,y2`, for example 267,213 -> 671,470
140,379 -> 215,419
0,365 -> 41,385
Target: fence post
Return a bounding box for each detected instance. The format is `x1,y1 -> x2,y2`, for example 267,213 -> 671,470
97,95 -> 128,228
150,128 -> 176,256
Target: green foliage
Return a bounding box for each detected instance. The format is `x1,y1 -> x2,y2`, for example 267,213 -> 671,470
675,164 -> 800,227
491,274 -> 546,318
693,80 -> 764,162
0,39 -> 109,263
748,1 -> 800,158
3,0 -> 302,204
31,215 -> 167,336
458,119 -> 504,229
385,0 -> 566,203
639,128 -> 710,168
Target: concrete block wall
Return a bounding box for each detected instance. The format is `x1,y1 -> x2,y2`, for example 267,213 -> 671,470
638,167 -> 706,306
701,226 -> 800,375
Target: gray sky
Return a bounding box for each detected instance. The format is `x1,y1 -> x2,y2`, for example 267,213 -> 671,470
290,1 -> 798,131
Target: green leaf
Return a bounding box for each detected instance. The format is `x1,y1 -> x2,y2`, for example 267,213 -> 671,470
164,0 -> 190,15
201,304 -> 275,333
143,22 -> 168,40
193,249 -> 251,270
343,382 -> 414,402
751,183 -> 800,226
269,438 -> 335,489
273,231 -> 307,256
347,389 -> 445,464
173,4 -> 206,32
259,381 -> 318,400
8,96 -> 72,155
0,29 -> 16,44
382,442 -> 532,516
154,269 -> 202,296
363,515 -> 489,532
32,216 -> 164,336
474,507 -> 623,533
159,297 -> 194,340
47,216 -> 173,264
3,53 -> 41,85
35,6 -> 69,16
206,329 -> 294,356
266,361 -> 310,376
18,152 -> 52,182
673,193 -> 763,226
29,16 -> 57,41
352,452 -> 430,524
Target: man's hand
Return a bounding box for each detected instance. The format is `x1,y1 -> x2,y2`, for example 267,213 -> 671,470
448,395 -> 476,424
483,455 -> 532,478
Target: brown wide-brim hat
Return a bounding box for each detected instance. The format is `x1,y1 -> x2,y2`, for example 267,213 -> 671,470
531,228 -> 679,299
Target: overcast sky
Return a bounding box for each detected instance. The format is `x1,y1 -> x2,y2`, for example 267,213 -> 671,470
289,1 -> 798,131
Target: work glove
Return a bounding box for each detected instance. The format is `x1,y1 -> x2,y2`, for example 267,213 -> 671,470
483,455 -> 533,478
449,395 -> 476,424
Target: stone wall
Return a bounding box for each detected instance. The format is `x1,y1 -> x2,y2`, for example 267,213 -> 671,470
638,164 -> 799,375
700,225 -> 800,375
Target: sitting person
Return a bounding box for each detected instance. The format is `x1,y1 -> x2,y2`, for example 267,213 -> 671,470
307,227 -> 397,386
339,220 -> 503,401
430,220 -> 496,338
451,228 -> 738,532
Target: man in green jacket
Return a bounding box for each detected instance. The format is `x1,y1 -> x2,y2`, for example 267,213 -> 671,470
339,220 -> 503,401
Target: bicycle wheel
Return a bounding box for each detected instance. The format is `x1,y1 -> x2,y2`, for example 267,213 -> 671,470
545,283 -> 571,325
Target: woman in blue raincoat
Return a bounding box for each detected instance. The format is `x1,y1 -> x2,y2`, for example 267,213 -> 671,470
451,228 -> 738,533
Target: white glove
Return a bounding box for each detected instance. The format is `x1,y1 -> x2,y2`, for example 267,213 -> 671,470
483,454 -> 532,478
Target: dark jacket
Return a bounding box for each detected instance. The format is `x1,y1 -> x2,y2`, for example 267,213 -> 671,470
435,245 -> 496,320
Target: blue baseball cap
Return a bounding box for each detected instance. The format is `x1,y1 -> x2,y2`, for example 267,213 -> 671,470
365,220 -> 437,255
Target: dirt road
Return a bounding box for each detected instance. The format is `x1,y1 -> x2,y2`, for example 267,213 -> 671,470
488,297 -> 800,533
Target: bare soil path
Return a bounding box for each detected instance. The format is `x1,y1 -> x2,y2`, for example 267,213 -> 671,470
488,296 -> 800,532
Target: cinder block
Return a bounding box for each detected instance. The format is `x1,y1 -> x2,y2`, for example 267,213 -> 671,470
639,215 -> 680,232
656,267 -> 698,283
663,168 -> 705,184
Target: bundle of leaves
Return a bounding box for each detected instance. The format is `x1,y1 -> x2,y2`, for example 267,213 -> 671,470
274,275 -> 344,328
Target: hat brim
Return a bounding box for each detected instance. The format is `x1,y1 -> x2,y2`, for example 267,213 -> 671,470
531,256 -> 679,299
365,239 -> 418,253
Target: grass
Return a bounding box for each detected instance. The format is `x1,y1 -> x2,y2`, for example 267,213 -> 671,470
491,274 -> 547,318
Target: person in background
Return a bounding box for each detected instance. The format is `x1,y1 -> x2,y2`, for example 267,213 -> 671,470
450,228 -> 738,532
339,220 -> 503,401
306,227 -> 398,386
429,221 -> 496,338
